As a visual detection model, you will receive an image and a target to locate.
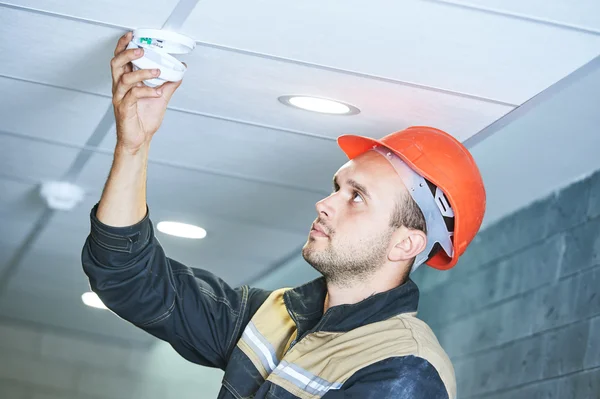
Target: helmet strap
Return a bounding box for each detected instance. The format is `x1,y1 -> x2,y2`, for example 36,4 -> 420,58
371,146 -> 454,273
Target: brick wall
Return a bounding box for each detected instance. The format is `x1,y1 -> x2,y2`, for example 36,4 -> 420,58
412,169 -> 600,398
0,320 -> 224,399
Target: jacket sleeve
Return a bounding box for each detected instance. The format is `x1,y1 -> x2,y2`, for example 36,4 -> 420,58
329,356 -> 449,399
81,203 -> 271,370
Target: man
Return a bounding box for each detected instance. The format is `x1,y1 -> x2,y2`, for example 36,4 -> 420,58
82,32 -> 486,399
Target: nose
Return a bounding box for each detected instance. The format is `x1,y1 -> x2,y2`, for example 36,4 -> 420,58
315,194 -> 335,219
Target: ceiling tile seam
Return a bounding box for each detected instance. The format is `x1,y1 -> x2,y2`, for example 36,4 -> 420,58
0,74 -> 113,99
0,128 -> 331,195
0,2 -> 129,30
168,107 -> 337,142
155,209 -> 312,236
0,128 -> 101,152
463,53 -> 600,149
0,3 -> 519,107
424,0 -> 600,36
243,243 -> 306,286
0,314 -> 151,349
194,41 -> 520,108
0,74 -> 337,142
0,171 -> 40,186
61,108 -> 115,183
144,158 -> 332,195
161,0 -> 200,30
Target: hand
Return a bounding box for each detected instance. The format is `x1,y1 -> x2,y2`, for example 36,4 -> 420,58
110,32 -> 185,154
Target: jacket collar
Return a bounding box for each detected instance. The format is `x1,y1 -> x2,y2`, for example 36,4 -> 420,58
283,276 -> 420,336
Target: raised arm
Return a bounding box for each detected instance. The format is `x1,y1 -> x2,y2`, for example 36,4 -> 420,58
81,32 -> 270,370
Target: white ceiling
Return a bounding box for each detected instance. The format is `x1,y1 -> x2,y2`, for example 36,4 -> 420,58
0,0 -> 598,344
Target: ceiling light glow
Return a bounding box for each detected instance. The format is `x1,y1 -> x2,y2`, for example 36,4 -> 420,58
157,221 -> 207,239
81,292 -> 107,310
278,96 -> 360,115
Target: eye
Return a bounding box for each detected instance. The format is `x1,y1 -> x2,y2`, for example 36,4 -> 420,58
352,191 -> 364,203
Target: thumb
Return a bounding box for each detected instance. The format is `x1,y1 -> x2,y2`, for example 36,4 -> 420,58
160,79 -> 183,101
160,62 -> 187,100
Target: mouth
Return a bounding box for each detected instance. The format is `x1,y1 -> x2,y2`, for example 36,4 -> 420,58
310,223 -> 329,238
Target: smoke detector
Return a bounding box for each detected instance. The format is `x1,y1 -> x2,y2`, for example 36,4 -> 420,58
40,181 -> 85,211
126,28 -> 196,87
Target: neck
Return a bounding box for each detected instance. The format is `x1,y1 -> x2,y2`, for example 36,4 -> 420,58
323,264 -> 408,312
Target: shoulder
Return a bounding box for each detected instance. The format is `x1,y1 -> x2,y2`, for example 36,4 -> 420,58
338,356 -> 449,399
337,313 -> 456,398
395,313 -> 456,398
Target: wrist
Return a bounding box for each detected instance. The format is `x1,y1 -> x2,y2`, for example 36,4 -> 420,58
115,140 -> 150,157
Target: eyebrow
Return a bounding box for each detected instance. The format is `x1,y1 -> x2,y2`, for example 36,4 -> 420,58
333,175 -> 372,200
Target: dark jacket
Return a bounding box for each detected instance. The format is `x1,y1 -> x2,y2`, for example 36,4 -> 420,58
81,204 -> 455,398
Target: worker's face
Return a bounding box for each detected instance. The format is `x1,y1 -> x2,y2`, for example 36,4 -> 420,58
302,151 -> 406,285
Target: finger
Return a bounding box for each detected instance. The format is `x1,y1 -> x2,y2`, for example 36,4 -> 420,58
124,62 -> 133,75
158,79 -> 184,101
114,31 -> 133,56
121,86 -> 163,109
114,62 -> 134,92
111,48 -> 144,72
114,68 -> 161,103
158,63 -> 187,100
111,48 -> 145,88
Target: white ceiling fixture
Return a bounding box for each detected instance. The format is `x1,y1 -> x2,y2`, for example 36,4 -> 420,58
278,95 -> 360,115
39,181 -> 86,211
157,221 -> 207,239
81,292 -> 108,310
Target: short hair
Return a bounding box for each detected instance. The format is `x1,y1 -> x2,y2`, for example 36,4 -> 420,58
389,192 -> 427,274
390,191 -> 427,233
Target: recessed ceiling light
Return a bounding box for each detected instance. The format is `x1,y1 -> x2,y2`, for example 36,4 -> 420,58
278,95 -> 360,115
81,292 -> 107,310
157,221 -> 207,239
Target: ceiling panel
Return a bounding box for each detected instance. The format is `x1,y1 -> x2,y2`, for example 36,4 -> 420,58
0,217 -> 35,249
8,250 -> 90,298
23,218 -> 90,267
100,110 -> 347,191
443,0 -> 600,32
0,179 -> 42,214
0,285 -> 154,344
76,153 -> 324,234
0,134 -> 80,182
0,243 -> 19,278
24,197 -> 308,286
0,77 -> 111,146
182,0 -> 600,104
0,179 -> 45,271
472,57 -> 600,229
0,6 -> 513,143
0,179 -> 46,277
0,6 -> 117,94
148,210 -> 307,276
0,207 -> 45,248
172,47 -> 513,141
2,0 -> 179,29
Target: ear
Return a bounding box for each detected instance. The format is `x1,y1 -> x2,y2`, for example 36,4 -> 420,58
388,228 -> 427,263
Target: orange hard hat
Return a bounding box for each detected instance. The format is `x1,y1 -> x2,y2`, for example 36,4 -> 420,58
337,126 -> 486,270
